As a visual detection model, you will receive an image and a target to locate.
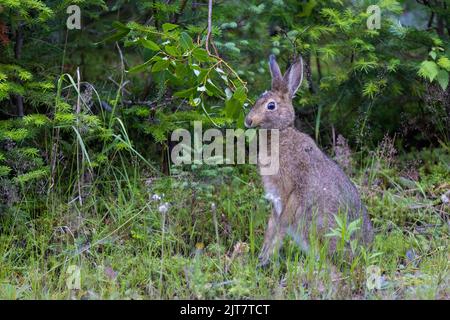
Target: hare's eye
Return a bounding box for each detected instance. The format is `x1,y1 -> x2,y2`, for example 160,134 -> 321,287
266,102 -> 276,110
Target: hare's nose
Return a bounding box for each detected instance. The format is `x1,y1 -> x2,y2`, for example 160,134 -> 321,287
245,117 -> 253,128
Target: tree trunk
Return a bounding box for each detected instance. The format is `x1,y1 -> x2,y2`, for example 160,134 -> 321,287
14,25 -> 24,117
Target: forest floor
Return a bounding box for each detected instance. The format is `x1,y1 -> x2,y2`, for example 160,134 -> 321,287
0,145 -> 448,299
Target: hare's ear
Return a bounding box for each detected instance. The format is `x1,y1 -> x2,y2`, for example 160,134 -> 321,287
269,55 -> 283,91
283,55 -> 304,97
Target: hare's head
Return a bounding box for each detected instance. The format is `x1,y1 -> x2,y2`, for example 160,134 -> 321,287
245,55 -> 303,130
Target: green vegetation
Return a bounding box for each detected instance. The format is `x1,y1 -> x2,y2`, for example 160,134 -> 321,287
0,146 -> 448,299
0,0 -> 448,299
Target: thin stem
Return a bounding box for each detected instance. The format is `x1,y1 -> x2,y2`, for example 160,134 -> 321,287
205,0 -> 217,55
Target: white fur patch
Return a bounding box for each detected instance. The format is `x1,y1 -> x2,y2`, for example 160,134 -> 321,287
265,192 -> 282,216
262,177 -> 282,216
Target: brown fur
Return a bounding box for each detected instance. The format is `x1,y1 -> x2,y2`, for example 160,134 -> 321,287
245,55 -> 374,266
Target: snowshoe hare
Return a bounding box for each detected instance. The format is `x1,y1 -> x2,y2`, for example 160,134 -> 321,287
245,55 -> 373,266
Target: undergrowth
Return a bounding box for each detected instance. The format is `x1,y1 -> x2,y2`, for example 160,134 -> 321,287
0,140 -> 448,299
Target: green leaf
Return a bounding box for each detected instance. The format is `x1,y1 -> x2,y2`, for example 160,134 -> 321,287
298,0 -> 317,17
0,165 -> 11,177
224,98 -> 242,119
236,110 -> 245,129
418,61 -> 439,82
362,81 -> 379,99
387,58 -> 400,72
436,69 -> 449,90
103,29 -> 130,43
139,39 -> 160,51
192,48 -> 209,62
205,79 -> 224,97
152,60 -> 170,72
112,21 -> 129,31
232,86 -> 247,102
23,114 -> 50,127
437,56 -> 450,71
162,23 -> 178,33
165,45 -> 180,56
354,59 -> 378,73
4,128 -> 29,141
128,60 -> 152,73
180,32 -> 194,51
175,63 -> 189,79
14,168 -> 49,184
429,51 -> 437,60
21,147 -> 40,158
174,87 -> 196,98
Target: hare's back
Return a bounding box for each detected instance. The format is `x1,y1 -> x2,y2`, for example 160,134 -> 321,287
283,129 -> 363,215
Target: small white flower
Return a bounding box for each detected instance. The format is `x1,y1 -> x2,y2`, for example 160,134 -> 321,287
225,88 -> 233,99
441,193 -> 449,204
158,202 -> 170,214
211,202 -> 216,210
151,194 -> 161,201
